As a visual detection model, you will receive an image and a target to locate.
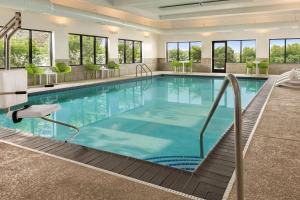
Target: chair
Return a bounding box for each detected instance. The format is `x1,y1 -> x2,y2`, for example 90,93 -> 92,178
275,68 -> 300,88
107,60 -> 120,77
185,60 -> 193,73
53,62 -> 72,82
25,63 -> 45,85
84,63 -> 100,79
258,60 -> 269,75
246,62 -> 255,74
170,60 -> 181,72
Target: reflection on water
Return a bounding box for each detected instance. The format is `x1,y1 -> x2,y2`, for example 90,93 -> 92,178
0,76 -> 265,170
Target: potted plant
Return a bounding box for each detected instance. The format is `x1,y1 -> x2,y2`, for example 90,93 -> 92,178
246,62 -> 255,74
107,60 -> 120,77
25,63 -> 45,85
53,62 -> 72,82
258,60 -> 269,75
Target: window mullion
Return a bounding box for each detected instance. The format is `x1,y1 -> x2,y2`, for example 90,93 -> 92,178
29,30 -> 32,64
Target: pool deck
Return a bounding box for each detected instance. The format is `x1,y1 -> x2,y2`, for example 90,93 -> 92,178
1,71 -> 295,200
227,86 -> 300,200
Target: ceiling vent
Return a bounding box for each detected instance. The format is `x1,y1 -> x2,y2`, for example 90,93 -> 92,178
159,0 -> 231,10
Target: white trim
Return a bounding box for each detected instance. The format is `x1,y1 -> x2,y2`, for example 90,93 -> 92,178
0,139 -> 203,200
222,82 -> 275,200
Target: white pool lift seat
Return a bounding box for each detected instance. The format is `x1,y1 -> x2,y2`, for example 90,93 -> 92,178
275,68 -> 300,88
0,69 -> 79,142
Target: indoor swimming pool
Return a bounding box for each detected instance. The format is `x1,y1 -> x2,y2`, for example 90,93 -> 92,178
0,75 -> 265,171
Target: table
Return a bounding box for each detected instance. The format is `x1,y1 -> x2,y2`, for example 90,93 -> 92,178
254,60 -> 260,75
179,61 -> 189,73
39,71 -> 57,85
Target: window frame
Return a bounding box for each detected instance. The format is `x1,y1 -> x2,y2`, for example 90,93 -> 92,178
269,38 -> 300,64
118,39 -> 142,64
0,27 -> 53,68
225,39 -> 256,63
166,41 -> 202,63
69,33 -> 108,66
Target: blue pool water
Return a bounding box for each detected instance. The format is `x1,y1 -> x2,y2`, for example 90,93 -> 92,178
0,76 -> 265,171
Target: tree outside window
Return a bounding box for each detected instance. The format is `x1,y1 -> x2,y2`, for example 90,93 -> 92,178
125,40 -> 133,64
32,31 -> 51,66
286,39 -> 300,64
10,29 -> 30,68
96,37 -> 107,64
167,43 -> 177,62
270,40 -> 285,64
82,36 -> 94,65
167,41 -> 202,62
190,42 -> 202,62
118,39 -> 142,64
69,34 -> 80,65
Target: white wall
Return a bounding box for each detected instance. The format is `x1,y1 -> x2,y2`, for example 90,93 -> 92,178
0,7 -> 158,62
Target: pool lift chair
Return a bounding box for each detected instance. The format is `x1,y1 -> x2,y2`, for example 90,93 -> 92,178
0,13 -> 79,143
275,68 -> 300,88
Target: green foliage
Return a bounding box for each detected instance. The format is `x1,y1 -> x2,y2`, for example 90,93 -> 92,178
286,43 -> 300,64
107,60 -> 120,69
69,35 -> 80,65
118,41 -> 125,63
242,47 -> 256,63
54,62 -> 72,74
190,45 -> 201,62
84,63 -> 100,71
270,45 -> 284,64
82,36 -> 94,65
258,60 -> 269,69
25,63 -> 44,75
168,49 -> 178,62
246,62 -> 255,69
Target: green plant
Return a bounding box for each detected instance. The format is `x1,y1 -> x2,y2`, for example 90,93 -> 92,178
25,63 -> 45,85
53,62 -> 72,82
258,60 -> 269,75
107,60 -> 120,69
185,60 -> 193,72
170,60 -> 180,72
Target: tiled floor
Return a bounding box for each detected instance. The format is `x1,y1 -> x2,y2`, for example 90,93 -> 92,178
0,72 -> 285,200
228,86 -> 300,200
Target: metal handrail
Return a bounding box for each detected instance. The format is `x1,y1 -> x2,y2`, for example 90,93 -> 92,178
142,64 -> 153,77
198,74 -> 244,200
136,64 -> 152,78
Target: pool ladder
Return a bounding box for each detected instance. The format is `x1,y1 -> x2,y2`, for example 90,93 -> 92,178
197,74 -> 244,200
136,64 -> 152,78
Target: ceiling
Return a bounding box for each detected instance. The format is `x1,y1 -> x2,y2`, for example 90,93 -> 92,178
3,0 -> 300,34
80,0 -> 300,20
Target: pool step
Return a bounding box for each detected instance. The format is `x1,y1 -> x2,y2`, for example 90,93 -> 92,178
145,156 -> 202,171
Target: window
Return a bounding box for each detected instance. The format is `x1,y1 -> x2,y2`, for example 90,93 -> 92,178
10,29 -> 29,68
69,34 -> 80,65
118,39 -> 142,64
241,40 -> 256,63
96,37 -> 107,64
270,38 -> 300,64
167,43 -> 177,62
166,41 -> 202,62
227,41 -> 240,63
82,36 -> 94,65
226,40 -> 256,63
4,28 -> 52,68
179,42 -> 189,61
190,41 -> 202,62
125,40 -> 133,64
134,41 -> 142,63
68,33 -> 108,66
32,31 -> 51,66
